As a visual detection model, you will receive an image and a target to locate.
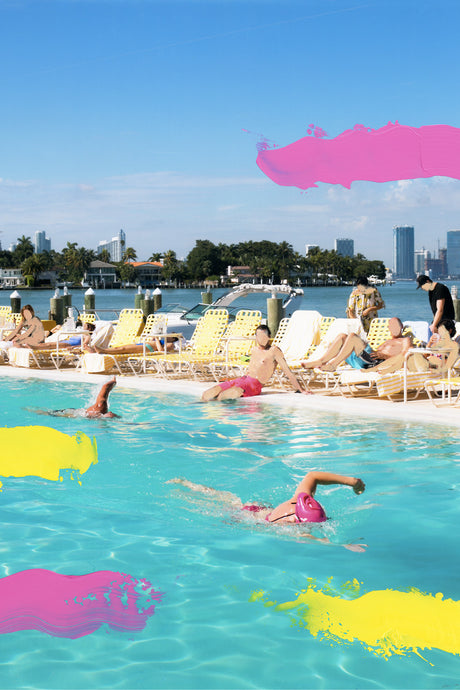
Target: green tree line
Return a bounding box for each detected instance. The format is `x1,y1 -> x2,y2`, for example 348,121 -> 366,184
0,236 -> 385,286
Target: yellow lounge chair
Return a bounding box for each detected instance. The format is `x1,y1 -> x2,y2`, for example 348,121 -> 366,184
190,309 -> 262,381
339,325 -> 458,402
79,309 -> 144,374
97,313 -> 169,374
153,308 -> 229,379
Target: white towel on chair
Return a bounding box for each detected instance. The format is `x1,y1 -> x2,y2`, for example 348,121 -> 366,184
8,347 -> 32,368
277,310 -> 322,360
80,353 -> 111,373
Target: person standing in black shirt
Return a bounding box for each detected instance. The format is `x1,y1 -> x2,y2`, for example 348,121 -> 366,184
416,275 -> 455,333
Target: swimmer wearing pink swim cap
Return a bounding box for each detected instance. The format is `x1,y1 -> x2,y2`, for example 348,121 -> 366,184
263,471 -> 365,524
168,472 -> 366,551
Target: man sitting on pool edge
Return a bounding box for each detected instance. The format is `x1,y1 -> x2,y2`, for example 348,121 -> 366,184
201,324 -> 309,401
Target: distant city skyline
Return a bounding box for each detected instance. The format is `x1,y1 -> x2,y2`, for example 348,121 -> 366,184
3,224 -> 456,272
0,1 -> 460,268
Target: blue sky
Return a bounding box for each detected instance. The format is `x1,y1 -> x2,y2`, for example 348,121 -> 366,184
1,0 -> 459,267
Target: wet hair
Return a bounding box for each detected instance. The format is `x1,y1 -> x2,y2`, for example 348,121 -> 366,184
355,276 -> 369,287
256,324 -> 271,337
439,319 -> 456,337
21,304 -> 35,317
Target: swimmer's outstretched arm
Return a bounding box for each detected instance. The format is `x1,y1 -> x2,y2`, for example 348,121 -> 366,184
85,377 -> 118,417
292,471 -> 365,500
267,472 -> 365,525
167,478 -> 243,508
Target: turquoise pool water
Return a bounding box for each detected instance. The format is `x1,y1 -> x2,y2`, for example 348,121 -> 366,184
1,377 -> 459,689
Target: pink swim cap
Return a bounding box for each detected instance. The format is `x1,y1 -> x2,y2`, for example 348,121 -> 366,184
295,493 -> 327,523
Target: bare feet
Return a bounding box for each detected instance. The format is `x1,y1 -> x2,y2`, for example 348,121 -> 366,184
320,363 -> 337,372
301,360 -> 321,369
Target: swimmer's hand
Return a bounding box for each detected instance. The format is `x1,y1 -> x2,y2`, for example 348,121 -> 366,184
344,543 -> 368,553
353,478 -> 365,494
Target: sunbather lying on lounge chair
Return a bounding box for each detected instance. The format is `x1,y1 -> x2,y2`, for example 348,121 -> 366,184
24,322 -> 95,349
88,336 -> 179,355
301,317 -> 412,373
407,320 -> 459,373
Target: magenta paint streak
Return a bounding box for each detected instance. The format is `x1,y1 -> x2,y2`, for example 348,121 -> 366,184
0,569 -> 163,638
256,122 -> 460,190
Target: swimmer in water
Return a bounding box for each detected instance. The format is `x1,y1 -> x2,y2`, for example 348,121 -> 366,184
33,377 -> 119,418
168,471 -> 366,550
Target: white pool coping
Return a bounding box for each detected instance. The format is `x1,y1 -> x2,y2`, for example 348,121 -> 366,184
1,365 -> 459,430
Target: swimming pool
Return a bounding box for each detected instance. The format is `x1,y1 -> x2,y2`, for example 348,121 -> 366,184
0,376 -> 459,689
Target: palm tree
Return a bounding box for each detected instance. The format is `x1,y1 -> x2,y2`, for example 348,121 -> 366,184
13,235 -> 34,264
148,252 -> 163,262
99,249 -> 111,263
122,247 -> 137,262
21,253 -> 47,285
62,243 -> 96,283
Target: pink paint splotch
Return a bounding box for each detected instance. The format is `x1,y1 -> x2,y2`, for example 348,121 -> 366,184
256,122 -> 460,190
0,569 -> 163,638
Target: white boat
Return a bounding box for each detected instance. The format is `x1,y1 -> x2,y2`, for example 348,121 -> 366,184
155,283 -> 304,338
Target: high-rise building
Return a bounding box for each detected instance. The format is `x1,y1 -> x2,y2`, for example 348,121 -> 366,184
34,230 -> 51,253
438,247 -> 447,277
97,229 -> 126,262
334,238 -> 354,257
393,225 -> 414,279
414,248 -> 430,274
305,244 -> 319,256
447,229 -> 460,277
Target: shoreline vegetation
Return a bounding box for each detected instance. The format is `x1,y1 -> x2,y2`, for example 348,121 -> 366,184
1,238 -> 386,290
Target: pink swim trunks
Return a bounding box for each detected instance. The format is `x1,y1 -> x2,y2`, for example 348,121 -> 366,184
218,375 -> 263,398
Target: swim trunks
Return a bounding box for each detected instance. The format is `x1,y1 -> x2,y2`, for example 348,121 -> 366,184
135,342 -> 156,353
61,336 -> 82,346
346,345 -> 384,369
218,375 -> 263,397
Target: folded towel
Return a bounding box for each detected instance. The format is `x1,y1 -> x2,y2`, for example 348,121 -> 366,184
277,310 -> 322,360
80,353 -> 113,373
8,347 -> 33,368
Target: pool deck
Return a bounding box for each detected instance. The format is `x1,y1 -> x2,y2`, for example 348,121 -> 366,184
1,365 -> 459,429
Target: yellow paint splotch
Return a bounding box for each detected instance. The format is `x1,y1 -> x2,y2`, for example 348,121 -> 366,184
251,580 -> 460,662
0,426 -> 98,488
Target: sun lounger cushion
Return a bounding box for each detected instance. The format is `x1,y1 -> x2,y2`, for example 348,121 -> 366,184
276,310 -> 322,360
339,368 -> 437,397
